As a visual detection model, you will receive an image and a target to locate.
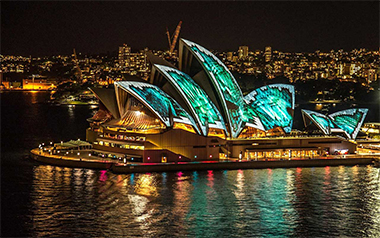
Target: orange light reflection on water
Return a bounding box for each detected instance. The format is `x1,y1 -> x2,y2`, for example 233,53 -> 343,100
134,174 -> 158,197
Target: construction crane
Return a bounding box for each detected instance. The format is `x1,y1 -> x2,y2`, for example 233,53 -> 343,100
166,21 -> 182,54
166,27 -> 172,49
72,48 -> 83,82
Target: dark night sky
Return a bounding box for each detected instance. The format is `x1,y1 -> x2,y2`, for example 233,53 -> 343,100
2,1 -> 379,56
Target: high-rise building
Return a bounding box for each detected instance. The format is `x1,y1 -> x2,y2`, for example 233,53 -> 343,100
118,44 -> 131,67
238,46 -> 249,60
227,52 -> 233,61
339,63 -> 360,77
349,63 -> 360,75
265,46 -> 272,62
368,69 -> 377,84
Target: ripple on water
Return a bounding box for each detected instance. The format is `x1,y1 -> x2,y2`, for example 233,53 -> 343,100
12,163 -> 380,237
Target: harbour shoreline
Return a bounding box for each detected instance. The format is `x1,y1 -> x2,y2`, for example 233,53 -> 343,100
30,148 -> 378,174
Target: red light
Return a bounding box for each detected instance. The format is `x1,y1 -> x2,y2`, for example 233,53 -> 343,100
147,157 -> 150,160
209,154 -> 212,158
296,167 -> 302,174
179,156 -> 181,159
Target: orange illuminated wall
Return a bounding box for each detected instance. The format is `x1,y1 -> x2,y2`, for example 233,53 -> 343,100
23,79 -> 56,90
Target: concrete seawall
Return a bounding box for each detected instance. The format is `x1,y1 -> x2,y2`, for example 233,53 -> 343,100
30,150 -> 113,170
31,148 -> 376,173
111,158 -> 375,174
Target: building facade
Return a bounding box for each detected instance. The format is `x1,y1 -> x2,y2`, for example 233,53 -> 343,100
86,39 -> 366,163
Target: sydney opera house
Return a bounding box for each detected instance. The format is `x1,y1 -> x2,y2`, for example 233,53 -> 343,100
86,39 -> 368,163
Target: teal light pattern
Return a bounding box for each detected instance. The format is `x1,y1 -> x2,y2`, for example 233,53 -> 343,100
329,108 -> 368,139
302,108 -> 368,139
311,114 -> 334,134
241,103 -> 264,130
302,110 -> 334,135
244,84 -> 295,133
182,39 -> 245,138
155,65 -> 226,136
115,82 -> 199,133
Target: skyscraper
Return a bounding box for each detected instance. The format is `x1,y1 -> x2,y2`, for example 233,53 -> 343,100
118,44 -> 131,67
227,52 -> 233,61
238,46 -> 249,60
265,46 -> 272,62
367,68 -> 377,84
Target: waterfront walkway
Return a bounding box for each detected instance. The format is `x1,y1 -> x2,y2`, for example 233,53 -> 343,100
30,148 -> 114,170
30,148 -> 380,174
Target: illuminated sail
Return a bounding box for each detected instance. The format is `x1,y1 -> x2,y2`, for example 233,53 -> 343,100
302,109 -> 334,135
245,84 -> 295,133
181,39 -> 247,137
329,108 -> 368,139
115,81 -> 199,134
302,108 -> 368,139
154,64 -> 226,136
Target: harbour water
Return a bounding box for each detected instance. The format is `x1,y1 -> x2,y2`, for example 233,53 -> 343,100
1,91 -> 380,237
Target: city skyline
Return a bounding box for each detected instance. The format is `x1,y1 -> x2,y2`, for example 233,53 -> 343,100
2,1 -> 379,56
2,2 -> 380,238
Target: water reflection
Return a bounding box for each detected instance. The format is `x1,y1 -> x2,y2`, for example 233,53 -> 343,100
29,165 -> 380,237
67,105 -> 75,120
29,91 -> 39,104
234,170 -> 244,200
99,170 -> 107,182
207,170 -> 214,188
4,92 -> 380,237
134,174 -> 158,197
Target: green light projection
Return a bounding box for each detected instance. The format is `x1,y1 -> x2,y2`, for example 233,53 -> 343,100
155,65 -> 226,136
182,39 -> 246,138
115,81 -> 200,134
302,108 -> 368,139
302,110 -> 334,135
311,114 -> 334,134
329,108 -> 368,139
244,84 -> 295,133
